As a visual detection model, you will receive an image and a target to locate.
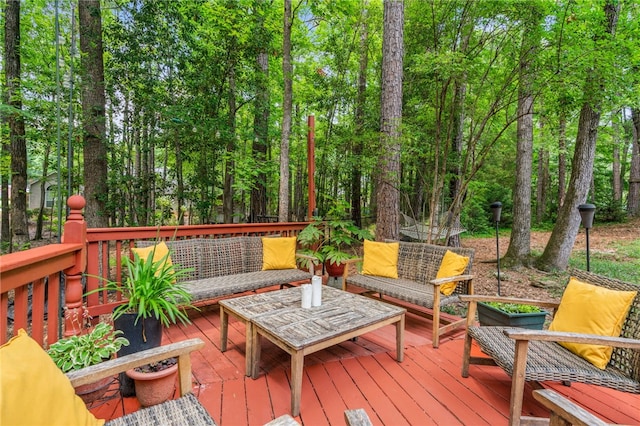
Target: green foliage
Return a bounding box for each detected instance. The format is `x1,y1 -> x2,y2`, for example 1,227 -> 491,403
483,302 -> 543,314
47,323 -> 129,373
298,200 -> 373,266
569,238 -> 640,284
460,181 -> 513,234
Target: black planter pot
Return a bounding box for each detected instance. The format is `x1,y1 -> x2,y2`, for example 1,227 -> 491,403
477,302 -> 547,330
113,313 -> 163,396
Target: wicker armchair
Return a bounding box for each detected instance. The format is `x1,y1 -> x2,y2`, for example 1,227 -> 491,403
66,338 -> 214,425
460,269 -> 640,426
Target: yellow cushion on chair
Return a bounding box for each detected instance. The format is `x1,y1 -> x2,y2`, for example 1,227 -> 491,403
362,240 -> 399,278
549,277 -> 637,369
262,237 -> 297,270
131,241 -> 174,278
0,329 -> 104,426
436,250 -> 470,296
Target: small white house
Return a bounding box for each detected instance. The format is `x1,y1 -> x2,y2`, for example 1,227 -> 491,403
28,173 -> 59,210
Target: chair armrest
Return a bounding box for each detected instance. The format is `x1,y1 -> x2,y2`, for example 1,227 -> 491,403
430,274 -> 474,286
504,329 -> 640,349
295,252 -> 319,263
520,389 -> 609,426
342,258 -> 364,288
66,338 -> 205,395
458,294 -> 560,310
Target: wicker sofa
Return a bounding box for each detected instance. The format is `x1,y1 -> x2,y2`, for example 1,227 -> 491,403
137,237 -> 312,304
460,269 -> 640,426
342,241 -> 475,348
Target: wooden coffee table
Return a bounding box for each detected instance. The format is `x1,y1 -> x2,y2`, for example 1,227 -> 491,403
219,286 -> 405,416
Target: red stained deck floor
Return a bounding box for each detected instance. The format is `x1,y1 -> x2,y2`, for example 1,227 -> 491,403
90,290 -> 640,425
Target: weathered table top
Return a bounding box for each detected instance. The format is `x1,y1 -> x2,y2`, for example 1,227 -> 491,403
220,286 -> 405,350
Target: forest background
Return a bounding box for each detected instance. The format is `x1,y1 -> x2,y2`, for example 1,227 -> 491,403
1,0 -> 639,273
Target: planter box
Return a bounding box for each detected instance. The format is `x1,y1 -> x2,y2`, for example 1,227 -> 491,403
477,302 -> 547,330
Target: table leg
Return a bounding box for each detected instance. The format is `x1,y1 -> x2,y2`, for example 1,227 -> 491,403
220,306 -> 228,352
396,314 -> 405,362
290,351 -> 304,417
250,324 -> 261,379
245,322 -> 255,377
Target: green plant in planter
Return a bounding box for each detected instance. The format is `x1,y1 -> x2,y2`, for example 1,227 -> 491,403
47,322 -> 129,373
483,301 -> 543,314
114,249 -> 196,327
297,218 -> 373,268
88,247 -> 196,327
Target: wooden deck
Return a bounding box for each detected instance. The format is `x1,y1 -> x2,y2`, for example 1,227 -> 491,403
90,288 -> 640,425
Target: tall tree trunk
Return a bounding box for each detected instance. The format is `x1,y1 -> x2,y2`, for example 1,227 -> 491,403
535,148 -> 550,223
538,1 -> 620,271
1,142 -> 9,248
557,108 -> 568,208
612,110 -> 622,203
5,0 -> 29,250
251,2 -> 270,223
504,6 -> 541,268
175,133 -> 184,224
78,0 -> 108,227
351,6 -> 368,229
278,0 -> 293,222
376,0 -> 404,241
628,108 -> 640,216
223,52 -> 237,224
35,139 -> 52,240
446,28 -> 470,248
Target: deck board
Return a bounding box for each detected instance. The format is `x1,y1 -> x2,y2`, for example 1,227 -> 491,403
90,297 -> 640,425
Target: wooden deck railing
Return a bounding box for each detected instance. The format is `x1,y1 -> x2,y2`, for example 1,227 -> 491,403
1,195 -> 308,347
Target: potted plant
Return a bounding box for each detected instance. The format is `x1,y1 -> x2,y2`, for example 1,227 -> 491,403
125,357 -> 179,407
47,322 -> 129,403
297,216 -> 373,277
477,301 -> 548,330
88,243 -> 195,396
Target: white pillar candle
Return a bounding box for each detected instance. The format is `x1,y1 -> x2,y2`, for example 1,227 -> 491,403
301,284 -> 312,309
311,275 -> 322,307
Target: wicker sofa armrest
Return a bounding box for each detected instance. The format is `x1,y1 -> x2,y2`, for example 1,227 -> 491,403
504,328 -> 640,349
295,252 -> 319,263
430,274 -> 474,287
66,338 -> 205,397
341,257 -> 363,281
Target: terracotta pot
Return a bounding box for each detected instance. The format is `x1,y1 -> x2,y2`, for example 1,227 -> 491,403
324,260 -> 345,277
125,362 -> 178,407
74,376 -> 113,404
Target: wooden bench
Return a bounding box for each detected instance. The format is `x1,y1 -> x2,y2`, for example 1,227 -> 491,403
342,241 -> 474,348
460,269 -> 640,426
137,237 -> 312,304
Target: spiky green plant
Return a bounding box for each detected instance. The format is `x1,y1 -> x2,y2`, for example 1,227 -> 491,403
91,248 -> 195,327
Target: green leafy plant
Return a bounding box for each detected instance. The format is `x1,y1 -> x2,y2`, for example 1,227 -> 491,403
90,247 -> 195,327
47,323 -> 129,373
297,218 -> 373,267
483,301 -> 543,314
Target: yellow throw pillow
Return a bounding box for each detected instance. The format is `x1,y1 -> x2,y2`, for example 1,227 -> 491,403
436,250 -> 470,296
362,240 -> 399,279
131,241 -> 174,279
262,237 -> 297,270
0,329 -> 105,426
549,277 -> 637,369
